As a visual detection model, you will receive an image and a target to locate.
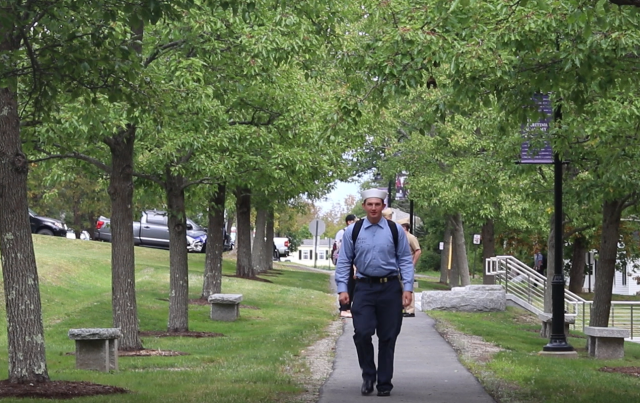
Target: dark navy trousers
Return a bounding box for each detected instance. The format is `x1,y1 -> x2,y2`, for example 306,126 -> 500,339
351,277 -> 404,393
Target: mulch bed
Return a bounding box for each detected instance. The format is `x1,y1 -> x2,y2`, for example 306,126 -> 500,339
223,274 -> 273,283
0,380 -> 128,399
139,330 -> 224,338
118,348 -> 188,357
600,366 -> 640,377
188,298 -> 259,310
11,329 -> 228,399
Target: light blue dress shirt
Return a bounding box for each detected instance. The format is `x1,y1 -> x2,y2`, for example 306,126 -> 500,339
335,218 -> 414,293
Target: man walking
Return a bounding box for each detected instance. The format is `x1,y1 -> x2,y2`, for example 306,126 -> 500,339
398,217 -> 421,317
335,188 -> 414,397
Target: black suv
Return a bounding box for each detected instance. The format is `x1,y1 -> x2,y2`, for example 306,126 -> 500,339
29,209 -> 67,237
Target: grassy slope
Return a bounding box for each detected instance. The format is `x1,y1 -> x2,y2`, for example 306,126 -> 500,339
429,308 -> 640,403
0,236 -> 336,403
7,239 -> 640,403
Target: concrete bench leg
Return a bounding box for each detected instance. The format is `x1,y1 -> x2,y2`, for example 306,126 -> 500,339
584,326 -> 629,359
75,338 -> 118,372
587,336 -> 625,360
208,294 -> 243,321
210,303 -> 240,321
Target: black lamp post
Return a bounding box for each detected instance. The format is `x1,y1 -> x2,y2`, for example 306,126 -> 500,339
518,94 -> 575,353
542,113 -> 573,352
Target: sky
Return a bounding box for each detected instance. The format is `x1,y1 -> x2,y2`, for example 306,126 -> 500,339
315,179 -> 363,214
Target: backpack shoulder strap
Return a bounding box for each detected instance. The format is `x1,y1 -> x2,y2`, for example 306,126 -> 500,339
386,219 -> 399,251
350,220 -> 365,267
351,219 -> 364,245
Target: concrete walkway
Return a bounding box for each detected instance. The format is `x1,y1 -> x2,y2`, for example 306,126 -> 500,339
318,312 -> 496,403
318,272 -> 496,403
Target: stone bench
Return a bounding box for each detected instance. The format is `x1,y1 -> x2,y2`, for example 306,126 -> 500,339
584,326 -> 629,359
421,285 -> 506,312
538,313 -> 575,338
208,293 -> 243,321
68,328 -> 121,372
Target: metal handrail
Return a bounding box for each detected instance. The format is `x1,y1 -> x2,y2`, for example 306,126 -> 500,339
574,300 -> 640,339
486,256 -> 585,317
484,256 -> 640,335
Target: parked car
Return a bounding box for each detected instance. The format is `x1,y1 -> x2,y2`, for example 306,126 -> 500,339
95,210 -> 231,253
274,237 -> 290,257
29,209 -> 67,237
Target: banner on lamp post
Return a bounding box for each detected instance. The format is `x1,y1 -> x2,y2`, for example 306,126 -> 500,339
395,173 -> 409,201
520,93 -> 553,164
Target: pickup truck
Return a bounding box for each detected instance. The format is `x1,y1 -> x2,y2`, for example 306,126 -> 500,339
274,237 -> 290,257
95,210 -> 231,253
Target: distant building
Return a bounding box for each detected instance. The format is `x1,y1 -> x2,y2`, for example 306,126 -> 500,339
575,251 -> 640,296
581,259 -> 640,296
284,238 -> 333,267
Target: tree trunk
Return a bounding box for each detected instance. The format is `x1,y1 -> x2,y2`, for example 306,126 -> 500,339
235,187 -> 255,277
166,173 -> 189,332
202,184 -> 226,298
482,219 -> 496,284
104,18 -> 144,351
568,236 -> 587,295
440,219 -> 452,284
266,208 -> 275,271
449,213 -> 471,287
590,199 -> 624,327
0,31 -> 50,382
73,197 -> 82,239
105,126 -> 142,350
544,214 -> 555,313
252,208 -> 268,273
88,213 -> 96,239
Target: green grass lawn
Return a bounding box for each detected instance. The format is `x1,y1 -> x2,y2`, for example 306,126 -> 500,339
0,236 -> 337,403
428,303 -> 640,403
6,239 -> 640,403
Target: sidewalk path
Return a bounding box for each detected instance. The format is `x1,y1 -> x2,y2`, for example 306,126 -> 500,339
318,273 -> 496,403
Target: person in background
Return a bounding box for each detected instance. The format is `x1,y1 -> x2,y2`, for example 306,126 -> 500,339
382,208 -> 393,220
397,218 -> 421,317
534,248 -> 544,274
335,214 -> 357,318
335,188 -> 414,397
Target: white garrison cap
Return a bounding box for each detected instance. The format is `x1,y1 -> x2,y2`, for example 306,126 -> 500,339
361,188 -> 388,201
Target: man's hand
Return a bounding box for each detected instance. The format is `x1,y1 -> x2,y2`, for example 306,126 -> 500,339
402,291 -> 412,308
338,292 -> 350,306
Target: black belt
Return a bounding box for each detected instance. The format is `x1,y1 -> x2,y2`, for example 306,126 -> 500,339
356,275 -> 398,284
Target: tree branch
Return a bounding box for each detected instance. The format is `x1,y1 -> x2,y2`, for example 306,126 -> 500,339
563,224 -> 595,240
228,100 -> 282,126
132,171 -> 164,187
183,177 -> 216,189
622,193 -> 640,210
144,40 -> 187,67
30,145 -> 111,173
609,0 -> 640,6
20,120 -> 42,127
